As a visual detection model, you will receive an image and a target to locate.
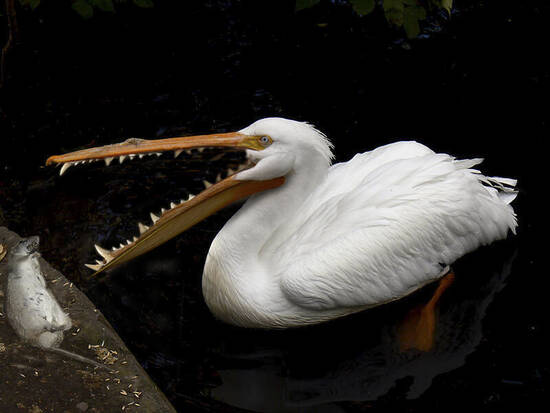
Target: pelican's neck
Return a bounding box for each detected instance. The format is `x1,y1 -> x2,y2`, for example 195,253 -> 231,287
221,162 -> 326,255
203,155 -> 328,326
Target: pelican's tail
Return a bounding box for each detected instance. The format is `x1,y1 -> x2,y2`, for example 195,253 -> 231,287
482,176 -> 518,205
456,157 -> 518,236
478,173 -> 518,236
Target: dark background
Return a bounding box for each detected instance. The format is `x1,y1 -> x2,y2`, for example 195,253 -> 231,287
0,0 -> 547,412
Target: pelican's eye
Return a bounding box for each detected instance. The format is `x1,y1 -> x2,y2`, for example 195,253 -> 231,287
258,135 -> 273,147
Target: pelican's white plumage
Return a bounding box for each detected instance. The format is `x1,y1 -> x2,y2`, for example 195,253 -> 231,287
202,118 -> 517,328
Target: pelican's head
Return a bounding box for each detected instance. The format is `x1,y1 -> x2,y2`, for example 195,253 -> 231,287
45,117 -> 327,274
238,117 -> 333,173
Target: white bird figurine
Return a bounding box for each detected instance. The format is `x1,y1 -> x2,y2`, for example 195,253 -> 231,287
47,118 -> 517,334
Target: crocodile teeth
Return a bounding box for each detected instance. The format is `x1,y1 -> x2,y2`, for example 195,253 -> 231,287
215,173 -> 222,183
174,150 -> 183,158
155,152 -> 162,157
150,213 -> 160,223
126,239 -> 132,245
95,245 -> 114,262
227,168 -> 235,175
59,163 -> 72,176
104,157 -> 114,166
119,155 -> 127,164
188,194 -> 195,201
170,202 -> 177,209
203,180 -> 212,189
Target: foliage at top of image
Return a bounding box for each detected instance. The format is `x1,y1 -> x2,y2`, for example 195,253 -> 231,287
15,0 -> 154,19
296,0 -> 453,39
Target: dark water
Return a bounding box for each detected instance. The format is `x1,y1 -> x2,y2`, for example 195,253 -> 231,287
0,0 -> 546,411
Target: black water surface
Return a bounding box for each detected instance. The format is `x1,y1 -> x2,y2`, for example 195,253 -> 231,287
1,0 -> 547,411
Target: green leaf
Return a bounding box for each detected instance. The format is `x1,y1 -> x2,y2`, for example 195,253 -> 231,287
133,0 -> 154,8
407,4 -> 426,19
403,7 -> 420,38
383,0 -> 404,26
295,0 -> 321,12
90,0 -> 115,12
72,0 -> 94,19
402,4 -> 427,38
441,0 -> 452,15
350,0 -> 375,16
17,0 -> 41,9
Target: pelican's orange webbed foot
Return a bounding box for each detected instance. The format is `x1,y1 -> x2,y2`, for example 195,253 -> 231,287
397,271 -> 455,352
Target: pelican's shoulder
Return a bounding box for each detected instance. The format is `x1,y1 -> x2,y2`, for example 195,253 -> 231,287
333,141 -> 435,169
327,141 -> 438,183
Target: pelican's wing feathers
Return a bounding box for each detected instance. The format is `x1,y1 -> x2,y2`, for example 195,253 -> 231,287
270,141 -> 517,311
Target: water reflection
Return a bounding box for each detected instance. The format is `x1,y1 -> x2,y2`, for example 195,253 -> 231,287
209,251 -> 516,412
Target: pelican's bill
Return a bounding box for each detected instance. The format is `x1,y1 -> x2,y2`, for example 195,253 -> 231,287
86,175 -> 284,275
47,130 -> 282,274
46,132 -> 267,175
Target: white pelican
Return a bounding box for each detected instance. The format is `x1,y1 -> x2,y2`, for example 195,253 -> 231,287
46,118 -> 518,331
